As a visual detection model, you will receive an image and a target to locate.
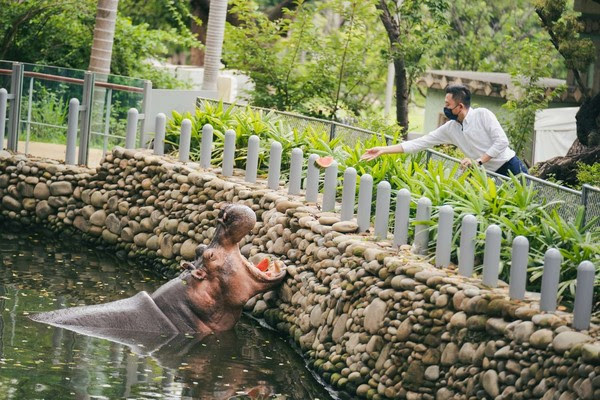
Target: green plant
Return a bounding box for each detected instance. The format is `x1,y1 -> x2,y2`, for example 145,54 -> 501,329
576,162 -> 600,189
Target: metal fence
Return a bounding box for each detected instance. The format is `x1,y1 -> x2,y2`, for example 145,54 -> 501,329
0,60 -> 151,165
197,97 -> 599,228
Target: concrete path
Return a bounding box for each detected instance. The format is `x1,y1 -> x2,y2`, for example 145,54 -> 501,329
3,140 -> 104,167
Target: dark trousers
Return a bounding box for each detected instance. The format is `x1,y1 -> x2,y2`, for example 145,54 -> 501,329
495,156 -> 528,176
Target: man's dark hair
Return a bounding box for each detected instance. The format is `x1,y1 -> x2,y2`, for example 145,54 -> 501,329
445,85 -> 471,108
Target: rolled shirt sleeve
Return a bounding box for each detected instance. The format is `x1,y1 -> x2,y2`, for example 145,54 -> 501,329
401,123 -> 451,154
482,109 -> 509,158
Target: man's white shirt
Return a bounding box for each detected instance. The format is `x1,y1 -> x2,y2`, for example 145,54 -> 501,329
401,108 -> 516,172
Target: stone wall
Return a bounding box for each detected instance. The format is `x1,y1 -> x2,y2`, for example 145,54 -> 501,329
0,148 -> 598,400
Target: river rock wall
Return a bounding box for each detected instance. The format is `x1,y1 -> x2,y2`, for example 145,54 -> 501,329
0,148 -> 598,400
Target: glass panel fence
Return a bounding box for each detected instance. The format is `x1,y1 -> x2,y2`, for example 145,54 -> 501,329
18,63 -> 86,162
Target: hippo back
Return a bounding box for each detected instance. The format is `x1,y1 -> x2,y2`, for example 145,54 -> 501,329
30,291 -> 179,333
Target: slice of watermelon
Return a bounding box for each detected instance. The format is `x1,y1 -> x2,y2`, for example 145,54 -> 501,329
315,156 -> 334,168
256,258 -> 269,272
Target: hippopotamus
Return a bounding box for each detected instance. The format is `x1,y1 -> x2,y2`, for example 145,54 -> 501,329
30,204 -> 286,335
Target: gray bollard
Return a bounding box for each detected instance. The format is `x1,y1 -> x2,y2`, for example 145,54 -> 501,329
0,88 -> 6,149
268,141 -> 283,190
340,167 -> 357,221
222,129 -> 236,177
65,98 -> 79,165
435,205 -> 454,268
245,135 -> 259,183
482,224 -> 502,287
509,236 -> 529,300
458,215 -> 478,277
393,188 -> 411,248
200,123 -> 213,168
305,154 -> 320,202
322,161 -> 338,212
357,174 -> 373,233
179,118 -> 192,162
573,261 -> 595,330
125,108 -> 138,149
374,181 -> 392,240
540,248 -> 562,312
153,113 -> 166,156
413,197 -> 432,255
288,148 -> 303,195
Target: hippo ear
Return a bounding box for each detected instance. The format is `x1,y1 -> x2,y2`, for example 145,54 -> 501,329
180,261 -> 195,271
191,267 -> 207,281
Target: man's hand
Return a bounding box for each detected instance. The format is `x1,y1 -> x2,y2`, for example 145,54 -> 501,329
361,146 -> 385,161
459,158 -> 473,169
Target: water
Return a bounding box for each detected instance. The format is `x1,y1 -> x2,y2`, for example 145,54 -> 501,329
0,226 -> 335,400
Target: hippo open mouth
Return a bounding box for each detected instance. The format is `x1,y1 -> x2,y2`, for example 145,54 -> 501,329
244,256 -> 286,283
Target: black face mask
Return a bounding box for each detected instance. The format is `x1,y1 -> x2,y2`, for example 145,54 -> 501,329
443,106 -> 459,120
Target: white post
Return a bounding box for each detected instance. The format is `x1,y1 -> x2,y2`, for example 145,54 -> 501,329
393,188 -> 411,248
245,135 -> 259,183
200,123 -> 213,168
357,174 -> 373,233
340,167 -> 357,221
125,108 -> 138,149
374,181 -> 391,240
322,161 -> 338,212
413,197 -> 432,255
305,154 -> 320,202
153,113 -> 166,156
0,88 -> 7,149
573,261 -> 594,330
222,129 -> 236,176
509,236 -> 529,300
458,215 -> 478,277
179,118 -> 192,162
267,141 -> 283,190
540,248 -> 562,312
288,148 -> 303,195
482,224 -> 502,287
435,205 -> 454,268
65,98 -> 80,165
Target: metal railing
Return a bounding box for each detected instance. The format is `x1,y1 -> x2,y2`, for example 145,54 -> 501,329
0,60 -> 151,164
196,97 -> 600,228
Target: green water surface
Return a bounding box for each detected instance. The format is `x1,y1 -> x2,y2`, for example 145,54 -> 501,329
0,227 -> 335,400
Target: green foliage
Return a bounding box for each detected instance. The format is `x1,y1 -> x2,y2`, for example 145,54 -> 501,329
430,0 -> 566,78
534,0 -> 596,77
576,162 -> 600,189
0,0 -> 195,89
165,102 -> 599,305
223,0 -> 389,120
501,38 -> 566,159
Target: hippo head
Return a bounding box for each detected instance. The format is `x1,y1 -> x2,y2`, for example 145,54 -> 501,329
182,204 -> 286,310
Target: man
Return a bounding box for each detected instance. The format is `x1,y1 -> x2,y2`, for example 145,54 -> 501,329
361,84 -> 528,176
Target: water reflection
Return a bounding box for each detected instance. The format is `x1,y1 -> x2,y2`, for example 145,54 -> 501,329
0,227 -> 334,400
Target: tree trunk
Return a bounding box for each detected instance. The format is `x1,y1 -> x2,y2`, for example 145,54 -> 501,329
89,0 -> 119,73
394,57 -> 409,133
375,0 -> 409,135
535,145 -> 600,186
202,0 -> 229,91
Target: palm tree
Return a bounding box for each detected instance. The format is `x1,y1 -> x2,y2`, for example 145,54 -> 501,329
202,0 -> 229,91
89,0 -> 119,73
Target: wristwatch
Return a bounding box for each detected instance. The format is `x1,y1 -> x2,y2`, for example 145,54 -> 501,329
477,159 -> 483,166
